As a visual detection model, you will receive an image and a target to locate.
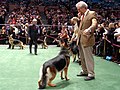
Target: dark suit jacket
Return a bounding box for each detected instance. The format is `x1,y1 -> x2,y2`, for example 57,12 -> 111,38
28,24 -> 39,40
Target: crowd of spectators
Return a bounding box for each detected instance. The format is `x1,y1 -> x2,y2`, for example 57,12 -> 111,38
94,21 -> 120,65
0,0 -> 43,44
44,0 -> 120,33
0,1 -> 8,27
44,6 -> 74,34
0,0 -> 120,64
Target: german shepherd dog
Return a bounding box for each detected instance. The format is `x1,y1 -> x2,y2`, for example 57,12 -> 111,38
38,42 -> 70,89
42,36 -> 48,49
8,35 -> 24,49
69,41 -> 80,62
37,37 -> 48,49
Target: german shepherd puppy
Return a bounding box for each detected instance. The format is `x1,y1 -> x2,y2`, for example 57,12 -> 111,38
8,35 -> 24,49
69,41 -> 80,62
38,43 -> 70,89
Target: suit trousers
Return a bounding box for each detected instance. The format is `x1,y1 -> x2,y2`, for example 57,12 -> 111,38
78,43 -> 95,77
29,39 -> 38,54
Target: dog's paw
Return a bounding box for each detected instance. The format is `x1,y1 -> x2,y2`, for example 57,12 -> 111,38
61,77 -> 64,80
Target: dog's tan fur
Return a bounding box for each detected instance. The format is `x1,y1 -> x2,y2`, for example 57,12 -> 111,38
41,37 -> 48,49
38,41 -> 70,89
8,35 -> 24,49
37,37 -> 48,49
38,56 -> 70,89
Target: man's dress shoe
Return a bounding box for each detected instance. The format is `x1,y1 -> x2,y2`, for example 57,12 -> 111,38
77,72 -> 88,76
84,76 -> 95,81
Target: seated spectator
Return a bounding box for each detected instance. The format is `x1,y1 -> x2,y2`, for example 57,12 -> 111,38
0,26 -> 7,44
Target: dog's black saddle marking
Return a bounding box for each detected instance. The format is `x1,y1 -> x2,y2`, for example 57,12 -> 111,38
13,39 -> 21,44
44,55 -> 67,72
69,41 -> 79,54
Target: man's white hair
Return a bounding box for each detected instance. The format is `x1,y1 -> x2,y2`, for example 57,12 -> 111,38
76,1 -> 88,9
32,18 -> 37,22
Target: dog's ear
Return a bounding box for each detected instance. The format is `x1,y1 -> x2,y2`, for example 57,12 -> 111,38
10,34 -> 13,37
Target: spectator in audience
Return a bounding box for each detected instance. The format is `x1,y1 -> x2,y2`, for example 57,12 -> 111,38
58,25 -> 69,46
0,26 -> 7,44
114,21 -> 120,64
94,24 -> 105,56
0,2 -> 8,29
105,23 -> 115,60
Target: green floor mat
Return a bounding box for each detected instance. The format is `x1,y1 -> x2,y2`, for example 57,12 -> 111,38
0,45 -> 120,90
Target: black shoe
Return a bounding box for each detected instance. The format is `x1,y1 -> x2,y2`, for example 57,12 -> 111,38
77,72 -> 88,77
35,53 -> 38,55
84,76 -> 95,81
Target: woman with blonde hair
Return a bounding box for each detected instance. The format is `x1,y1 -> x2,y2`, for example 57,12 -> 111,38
70,17 -> 80,42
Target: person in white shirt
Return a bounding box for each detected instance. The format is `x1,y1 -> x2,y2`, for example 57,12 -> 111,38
114,21 -> 120,64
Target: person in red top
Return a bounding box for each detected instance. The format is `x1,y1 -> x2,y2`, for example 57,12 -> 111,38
58,25 -> 69,46
12,18 -> 16,24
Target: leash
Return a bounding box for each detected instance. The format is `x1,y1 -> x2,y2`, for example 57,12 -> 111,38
46,35 -> 57,39
104,37 -> 120,48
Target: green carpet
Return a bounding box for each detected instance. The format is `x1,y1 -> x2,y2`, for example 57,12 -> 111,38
0,45 -> 120,90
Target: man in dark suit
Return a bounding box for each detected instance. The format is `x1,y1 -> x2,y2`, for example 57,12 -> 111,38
76,1 -> 98,81
28,19 -> 39,55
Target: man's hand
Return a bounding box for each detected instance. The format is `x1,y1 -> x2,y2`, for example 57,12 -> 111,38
28,37 -> 31,40
83,28 -> 91,35
78,12 -> 81,18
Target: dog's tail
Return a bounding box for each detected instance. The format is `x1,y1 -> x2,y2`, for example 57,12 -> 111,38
38,64 -> 48,89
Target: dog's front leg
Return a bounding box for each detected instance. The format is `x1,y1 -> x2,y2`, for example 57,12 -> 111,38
73,54 -> 76,62
61,71 -> 64,80
38,80 -> 41,89
64,67 -> 69,81
64,57 -> 70,81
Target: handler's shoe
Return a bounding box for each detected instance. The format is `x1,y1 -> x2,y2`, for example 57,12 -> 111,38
35,53 -> 38,55
77,72 -> 88,77
84,76 -> 95,81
